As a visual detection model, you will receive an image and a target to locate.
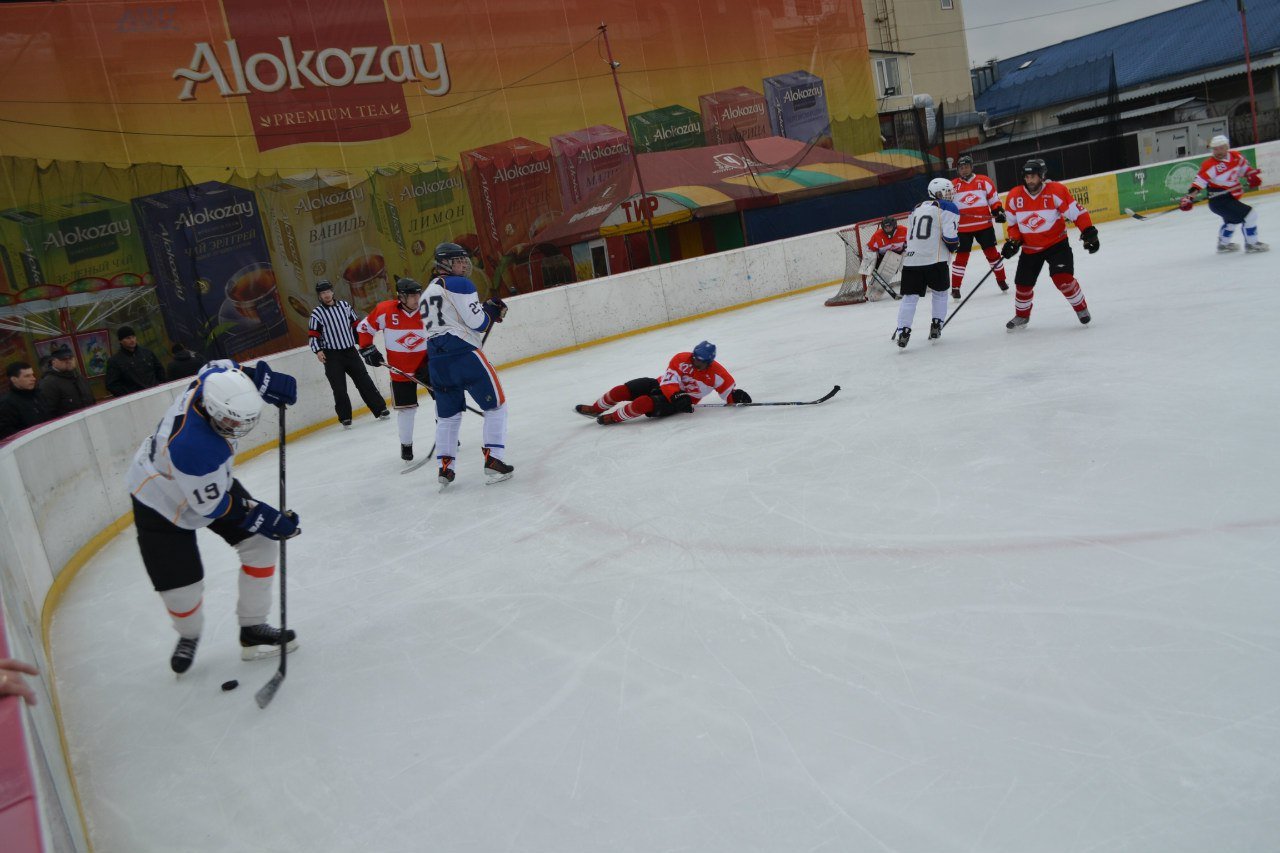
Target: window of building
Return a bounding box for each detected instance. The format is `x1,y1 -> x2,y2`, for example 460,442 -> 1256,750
875,57 -> 901,97
941,0 -> 954,9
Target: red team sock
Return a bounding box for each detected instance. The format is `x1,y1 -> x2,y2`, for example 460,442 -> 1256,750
594,384 -> 633,411
1014,285 -> 1034,318
981,245 -> 1006,283
614,395 -> 654,421
1051,273 -> 1088,313
950,251 -> 970,290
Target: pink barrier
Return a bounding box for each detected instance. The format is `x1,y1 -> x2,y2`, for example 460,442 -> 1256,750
0,601 -> 43,853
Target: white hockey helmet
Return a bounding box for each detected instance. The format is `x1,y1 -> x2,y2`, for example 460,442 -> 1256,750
928,177 -> 953,200
1209,134 -> 1230,150
201,370 -> 263,438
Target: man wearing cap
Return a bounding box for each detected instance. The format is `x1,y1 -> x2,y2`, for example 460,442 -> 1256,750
39,344 -> 94,417
166,342 -> 206,381
307,279 -> 389,427
105,326 -> 166,397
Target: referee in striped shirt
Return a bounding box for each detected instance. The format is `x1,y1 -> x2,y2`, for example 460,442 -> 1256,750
308,280 -> 390,427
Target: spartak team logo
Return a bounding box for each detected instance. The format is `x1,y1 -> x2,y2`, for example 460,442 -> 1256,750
172,0 -> 450,152
399,332 -> 426,350
1022,212 -> 1048,230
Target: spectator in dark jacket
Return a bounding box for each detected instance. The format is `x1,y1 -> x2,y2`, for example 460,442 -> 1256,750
0,361 -> 50,439
166,342 -> 205,381
39,344 -> 95,417
105,326 -> 165,397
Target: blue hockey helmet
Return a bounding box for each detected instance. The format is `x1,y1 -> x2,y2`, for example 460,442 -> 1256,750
691,340 -> 716,368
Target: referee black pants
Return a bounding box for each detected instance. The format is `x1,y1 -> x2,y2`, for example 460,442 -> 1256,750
323,348 -> 388,421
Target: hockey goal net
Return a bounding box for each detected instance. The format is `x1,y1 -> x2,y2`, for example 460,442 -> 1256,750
825,212 -> 909,307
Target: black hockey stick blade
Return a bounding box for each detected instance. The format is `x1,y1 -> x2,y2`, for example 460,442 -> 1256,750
1125,189 -> 1229,221
702,385 -> 840,408
400,441 -> 440,474
255,669 -> 285,709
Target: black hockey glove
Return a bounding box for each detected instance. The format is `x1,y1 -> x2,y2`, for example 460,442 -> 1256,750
730,388 -> 752,405
670,392 -> 695,414
482,297 -> 507,324
359,345 -> 384,368
1080,226 -> 1100,254
991,206 -> 1007,224
1000,239 -> 1022,259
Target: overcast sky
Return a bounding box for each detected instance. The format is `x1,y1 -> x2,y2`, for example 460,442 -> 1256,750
960,0 -> 1209,65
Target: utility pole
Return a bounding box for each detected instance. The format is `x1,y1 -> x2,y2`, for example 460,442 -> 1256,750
1239,0 -> 1259,144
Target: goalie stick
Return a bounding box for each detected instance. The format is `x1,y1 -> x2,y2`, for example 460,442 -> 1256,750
255,404 -> 289,709
699,385 -> 841,407
859,253 -> 901,300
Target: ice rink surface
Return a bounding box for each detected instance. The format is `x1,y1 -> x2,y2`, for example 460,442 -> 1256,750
54,197 -> 1280,852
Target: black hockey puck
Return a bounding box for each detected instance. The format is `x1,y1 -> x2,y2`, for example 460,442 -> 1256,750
221,679 -> 239,691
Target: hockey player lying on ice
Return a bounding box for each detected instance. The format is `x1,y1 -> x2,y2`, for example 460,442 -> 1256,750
574,341 -> 751,425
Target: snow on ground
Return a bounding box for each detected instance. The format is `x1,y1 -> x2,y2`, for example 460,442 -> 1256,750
53,196 -> 1280,852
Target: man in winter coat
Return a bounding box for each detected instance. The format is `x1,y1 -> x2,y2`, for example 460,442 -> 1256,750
105,326 -> 166,397
39,344 -> 95,418
166,343 -> 206,381
0,362 -> 50,439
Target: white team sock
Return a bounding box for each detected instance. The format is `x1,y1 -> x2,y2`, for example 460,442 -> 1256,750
397,407 -> 416,445
1220,222 -> 1239,245
482,403 -> 509,461
896,294 -> 919,330
1243,209 -> 1260,245
931,288 -> 949,321
160,581 -> 204,638
435,412 -> 462,460
234,536 -> 276,626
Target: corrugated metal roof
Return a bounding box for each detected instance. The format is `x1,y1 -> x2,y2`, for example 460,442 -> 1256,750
975,0 -> 1280,119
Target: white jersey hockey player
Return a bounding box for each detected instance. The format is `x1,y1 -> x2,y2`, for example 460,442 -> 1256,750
126,359 -> 300,674
894,178 -> 960,347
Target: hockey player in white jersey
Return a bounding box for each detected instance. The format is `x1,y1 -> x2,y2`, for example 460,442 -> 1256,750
125,359 -> 299,674
894,178 -> 960,348
422,242 -> 512,486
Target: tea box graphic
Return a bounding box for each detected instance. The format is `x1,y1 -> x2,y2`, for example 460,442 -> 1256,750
460,137 -> 558,292
369,162 -> 478,285
549,125 -> 631,211
627,105 -> 704,154
255,177 -> 393,328
133,182 -> 295,361
699,87 -> 769,146
0,193 -> 148,301
763,71 -> 831,146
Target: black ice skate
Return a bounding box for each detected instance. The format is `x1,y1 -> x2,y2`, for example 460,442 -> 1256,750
929,318 -> 942,339
376,410 -> 391,420
340,419 -> 352,429
240,624 -> 298,661
438,455 -> 455,487
401,443 -> 413,461
483,449 -> 514,484
950,287 -> 961,299
894,327 -> 911,348
1077,308 -> 1092,324
171,636 -> 199,674
997,281 -> 1009,292
574,403 -> 603,418
1006,316 -> 1029,330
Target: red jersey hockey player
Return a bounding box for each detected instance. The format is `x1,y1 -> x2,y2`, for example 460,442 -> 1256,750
573,341 -> 751,425
950,154 -> 1009,296
1179,135 -> 1266,253
357,278 -> 430,461
866,217 -> 907,267
1001,158 -> 1099,330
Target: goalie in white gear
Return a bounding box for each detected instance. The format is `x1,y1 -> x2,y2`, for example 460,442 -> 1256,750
893,178 -> 960,348
125,359 -> 301,675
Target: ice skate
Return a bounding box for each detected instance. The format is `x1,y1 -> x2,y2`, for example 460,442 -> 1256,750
1217,242 -> 1239,253
596,411 -> 621,425
1077,308 -> 1092,325
438,456 -> 455,487
929,318 -> 942,340
1245,241 -> 1269,253
401,443 -> 413,462
1006,315 -> 1029,330
997,280 -> 1009,292
894,327 -> 911,348
171,636 -> 199,674
340,419 -> 352,429
239,624 -> 297,661
951,287 -> 961,300
483,449 -> 514,484
574,403 -> 603,418
376,410 -> 391,420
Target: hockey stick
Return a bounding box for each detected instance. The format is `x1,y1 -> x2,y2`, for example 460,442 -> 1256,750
699,385 -> 840,407
858,253 -> 901,300
1124,189 -> 1230,221
386,364 -> 483,416
942,265 -> 997,329
868,268 -> 901,300
255,404 -> 288,709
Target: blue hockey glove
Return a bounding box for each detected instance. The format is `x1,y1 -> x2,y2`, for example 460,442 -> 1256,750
239,502 -> 300,540
482,297 -> 507,324
248,362 -> 297,406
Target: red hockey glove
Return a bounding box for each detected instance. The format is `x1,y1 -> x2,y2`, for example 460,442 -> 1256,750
1246,168 -> 1262,189
1178,194 -> 1196,212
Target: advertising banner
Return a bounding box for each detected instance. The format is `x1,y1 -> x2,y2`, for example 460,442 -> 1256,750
1062,174 -> 1121,225
1117,150 -> 1258,214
